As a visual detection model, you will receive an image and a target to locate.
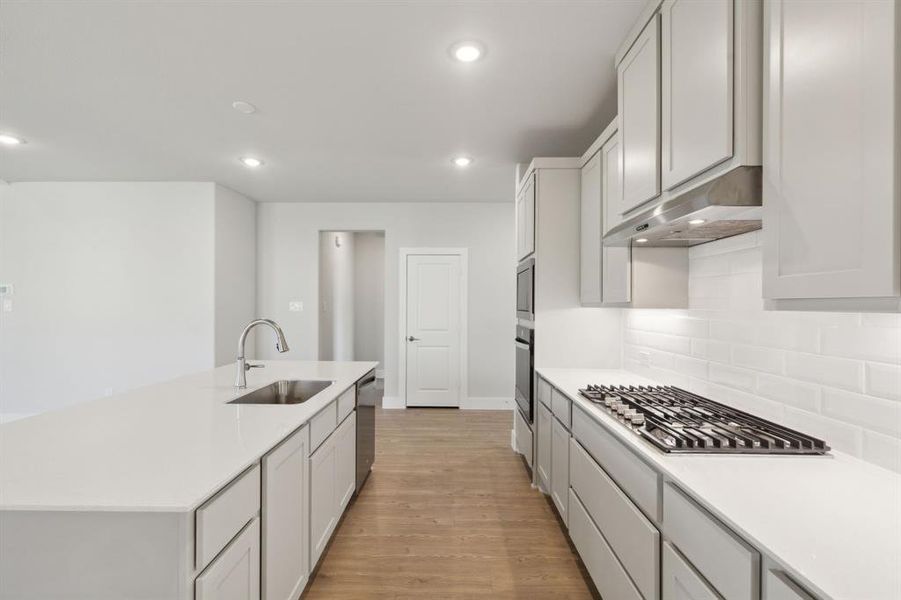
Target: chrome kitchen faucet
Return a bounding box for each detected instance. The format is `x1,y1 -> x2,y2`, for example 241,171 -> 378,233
235,318 -> 290,388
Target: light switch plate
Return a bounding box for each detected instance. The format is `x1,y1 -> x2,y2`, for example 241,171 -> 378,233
288,300 -> 303,312
2,299 -> 12,312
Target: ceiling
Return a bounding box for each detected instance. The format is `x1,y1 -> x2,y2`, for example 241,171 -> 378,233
0,1 -> 643,203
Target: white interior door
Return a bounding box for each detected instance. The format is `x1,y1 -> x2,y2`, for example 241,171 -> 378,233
405,253 -> 462,407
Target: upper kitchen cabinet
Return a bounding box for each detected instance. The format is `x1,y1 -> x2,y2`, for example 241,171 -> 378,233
762,0 -> 900,300
612,0 -> 761,222
516,174 -> 536,261
618,14 -> 661,213
661,0 -> 733,189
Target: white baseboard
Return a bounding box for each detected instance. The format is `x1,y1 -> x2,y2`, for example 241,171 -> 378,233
0,412 -> 38,424
461,397 -> 514,410
381,396 -> 406,409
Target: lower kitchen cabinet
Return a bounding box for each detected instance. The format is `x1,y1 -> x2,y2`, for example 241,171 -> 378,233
513,407 -> 533,468
535,401 -> 553,492
662,541 -> 718,600
550,416 -> 570,525
766,569 -> 815,600
262,425 -> 309,600
310,410 -> 356,568
195,518 -> 261,600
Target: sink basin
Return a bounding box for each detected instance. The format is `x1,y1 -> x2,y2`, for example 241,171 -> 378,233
229,380 -> 333,405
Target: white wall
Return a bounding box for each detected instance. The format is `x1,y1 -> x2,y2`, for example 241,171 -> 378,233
256,202 -> 514,406
353,231 -> 385,372
0,182 -> 216,417
213,184 -> 257,366
318,231 -> 355,361
622,231 -> 901,474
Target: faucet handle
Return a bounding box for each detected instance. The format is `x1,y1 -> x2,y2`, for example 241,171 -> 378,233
244,362 -> 265,372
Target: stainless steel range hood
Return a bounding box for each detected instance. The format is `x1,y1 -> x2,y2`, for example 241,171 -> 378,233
604,166 -> 762,247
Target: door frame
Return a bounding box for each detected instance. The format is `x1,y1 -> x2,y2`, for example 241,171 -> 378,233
397,248 -> 468,408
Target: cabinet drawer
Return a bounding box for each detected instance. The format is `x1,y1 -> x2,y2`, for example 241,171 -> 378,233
196,464 -> 261,571
570,438 -> 659,600
196,517 -> 260,600
309,400 -> 338,452
337,386 -> 355,424
766,570 -> 815,600
663,483 -> 759,600
572,404 -> 659,521
551,388 -> 571,429
662,541 -> 719,600
537,377 -> 552,409
568,489 -> 643,600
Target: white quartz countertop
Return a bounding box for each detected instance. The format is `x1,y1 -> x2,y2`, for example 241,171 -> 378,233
537,368 -> 901,600
0,360 -> 377,512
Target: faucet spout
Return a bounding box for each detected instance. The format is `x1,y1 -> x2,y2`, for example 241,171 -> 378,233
235,318 -> 290,388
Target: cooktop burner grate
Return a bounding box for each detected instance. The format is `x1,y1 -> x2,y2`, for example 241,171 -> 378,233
578,384 -> 830,455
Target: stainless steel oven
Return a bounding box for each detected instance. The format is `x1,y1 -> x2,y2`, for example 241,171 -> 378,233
516,257 -> 535,322
515,325 -> 534,423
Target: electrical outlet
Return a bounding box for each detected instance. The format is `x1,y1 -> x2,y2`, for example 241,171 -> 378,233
637,350 -> 651,367
2,299 -> 12,313
0,283 -> 12,296
288,300 -> 303,312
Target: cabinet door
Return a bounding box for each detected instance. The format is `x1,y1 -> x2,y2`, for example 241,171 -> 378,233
763,0 -> 900,299
522,175 -> 536,258
580,150 -> 603,305
336,411 -> 357,512
262,427 -> 308,600
550,417 -> 570,526
535,401 -> 552,493
619,15 -> 661,213
661,0 -> 734,189
515,190 -> 525,259
309,437 -> 337,568
601,131 -> 632,304
196,518 -> 261,600
662,542 -> 720,600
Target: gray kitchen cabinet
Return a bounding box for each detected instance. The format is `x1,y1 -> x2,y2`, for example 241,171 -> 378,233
550,416 -> 570,526
262,426 -> 309,600
336,411 -> 356,512
600,128 -> 632,305
662,541 -> 720,600
762,0 -> 900,300
580,148 -> 603,305
765,570 -> 815,600
661,0 -> 733,189
535,400 -> 552,493
513,404 -> 533,468
195,518 -> 261,600
618,14 -> 661,213
516,174 -> 536,261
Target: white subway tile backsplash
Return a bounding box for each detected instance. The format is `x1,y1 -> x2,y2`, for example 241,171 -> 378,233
822,388 -> 901,437
732,344 -> 785,374
865,362 -> 901,401
756,374 -> 821,413
820,326 -> 901,364
621,231 -> 901,473
862,430 -> 901,473
709,363 -> 757,392
785,352 -> 864,392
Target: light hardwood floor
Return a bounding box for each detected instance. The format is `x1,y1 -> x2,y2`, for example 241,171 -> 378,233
303,408 -> 597,599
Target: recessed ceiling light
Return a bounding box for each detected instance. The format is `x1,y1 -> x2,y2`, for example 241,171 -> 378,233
0,134 -> 25,146
232,101 -> 257,115
240,156 -> 263,168
688,218 -> 706,225
453,156 -> 473,168
451,41 -> 484,63
635,238 -> 649,244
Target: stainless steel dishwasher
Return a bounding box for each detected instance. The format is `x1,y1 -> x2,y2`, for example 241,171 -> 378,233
355,369 -> 379,493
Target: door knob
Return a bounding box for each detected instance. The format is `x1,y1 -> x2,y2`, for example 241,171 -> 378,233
407,336 -> 420,342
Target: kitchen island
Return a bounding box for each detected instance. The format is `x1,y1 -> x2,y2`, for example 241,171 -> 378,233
0,360 -> 377,600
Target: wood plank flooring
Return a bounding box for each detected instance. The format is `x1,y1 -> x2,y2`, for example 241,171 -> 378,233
303,408 -> 597,599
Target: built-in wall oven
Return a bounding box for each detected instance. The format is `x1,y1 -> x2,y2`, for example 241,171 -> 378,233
515,325 -> 534,423
516,257 -> 535,323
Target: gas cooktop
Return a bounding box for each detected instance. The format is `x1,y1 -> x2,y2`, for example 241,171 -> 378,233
579,384 -> 830,455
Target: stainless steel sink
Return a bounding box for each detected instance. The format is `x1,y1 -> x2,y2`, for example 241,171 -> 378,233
228,380 -> 333,405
